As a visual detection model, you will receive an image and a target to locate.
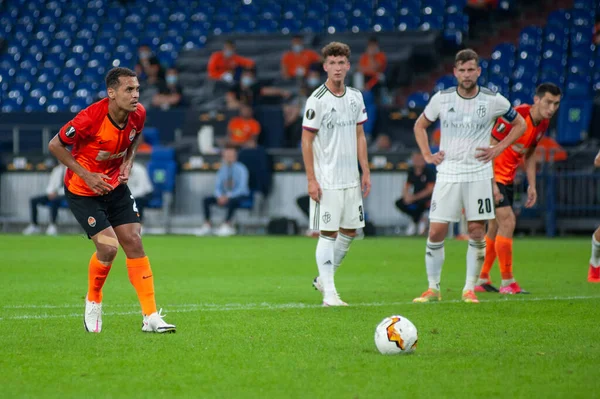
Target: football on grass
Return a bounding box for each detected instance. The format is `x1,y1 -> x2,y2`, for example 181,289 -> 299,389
374,315 -> 418,355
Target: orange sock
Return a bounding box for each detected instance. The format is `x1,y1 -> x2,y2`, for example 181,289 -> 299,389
479,235 -> 496,280
496,235 -> 513,280
126,256 -> 157,316
87,252 -> 112,303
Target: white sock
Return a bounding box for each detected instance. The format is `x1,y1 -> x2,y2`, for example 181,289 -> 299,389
425,239 -> 444,290
316,235 -> 336,297
501,279 -> 515,287
333,233 -> 354,273
590,235 -> 600,267
465,239 -> 486,292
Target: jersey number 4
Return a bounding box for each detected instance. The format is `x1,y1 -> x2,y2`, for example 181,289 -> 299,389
477,198 -> 492,214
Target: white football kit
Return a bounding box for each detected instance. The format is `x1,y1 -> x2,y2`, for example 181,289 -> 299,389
423,86 -> 518,222
302,83 -> 368,231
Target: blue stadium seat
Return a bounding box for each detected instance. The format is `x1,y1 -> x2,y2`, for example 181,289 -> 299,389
302,18 -> 325,33
406,91 -> 430,110
565,75 -> 591,97
556,97 -> 592,144
510,91 -> 533,106
372,15 -> 395,32
433,75 -> 457,92
519,25 -> 543,49
419,14 -> 444,31
446,0 -> 467,14
147,148 -> 177,215
255,18 -> 279,33
478,59 -> 489,85
571,9 -> 594,28
573,0 -> 595,8
399,2 -> 421,16
350,15 -> 371,32
280,18 -> 302,34
539,71 -> 565,89
444,13 -> 468,45
487,75 -> 510,95
546,9 -> 571,29
397,15 -> 420,31
2,97 -> 24,112
568,58 -> 593,76
142,127 -> 161,147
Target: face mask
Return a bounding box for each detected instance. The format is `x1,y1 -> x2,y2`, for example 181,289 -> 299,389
241,76 -> 254,87
139,51 -> 151,60
223,49 -> 233,57
307,77 -> 320,88
166,75 -> 178,85
292,44 -> 303,53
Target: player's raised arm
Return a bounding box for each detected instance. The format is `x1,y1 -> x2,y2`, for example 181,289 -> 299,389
49,132 -> 113,196
356,123 -> 371,197
414,92 -> 444,165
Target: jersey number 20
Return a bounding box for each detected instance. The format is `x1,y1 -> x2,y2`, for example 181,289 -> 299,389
478,198 -> 492,214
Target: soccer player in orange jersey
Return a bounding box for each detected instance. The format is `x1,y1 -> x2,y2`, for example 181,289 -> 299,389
588,150 -> 600,283
48,67 -> 175,333
476,83 -> 562,294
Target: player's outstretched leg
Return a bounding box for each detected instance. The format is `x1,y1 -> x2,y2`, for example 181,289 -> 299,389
414,222 -> 446,303
589,227 -> 600,283
317,231 -> 347,306
116,224 -> 176,333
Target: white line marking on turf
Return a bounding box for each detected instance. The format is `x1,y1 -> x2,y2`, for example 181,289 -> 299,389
2,295 -> 600,321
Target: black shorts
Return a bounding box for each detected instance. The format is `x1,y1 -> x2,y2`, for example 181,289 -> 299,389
496,183 -> 514,208
65,184 -> 141,237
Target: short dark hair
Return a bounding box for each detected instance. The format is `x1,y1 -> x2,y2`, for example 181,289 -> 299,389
224,39 -> 235,47
292,34 -> 303,40
535,82 -> 562,98
105,67 -> 137,89
322,41 -> 351,60
368,36 -> 378,44
455,49 -> 479,66
224,143 -> 238,151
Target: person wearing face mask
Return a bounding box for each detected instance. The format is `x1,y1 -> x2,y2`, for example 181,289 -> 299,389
152,68 -> 183,110
226,68 -> 291,110
280,35 -> 321,80
207,40 -> 255,83
135,45 -> 162,82
358,37 -> 387,99
138,58 -> 165,109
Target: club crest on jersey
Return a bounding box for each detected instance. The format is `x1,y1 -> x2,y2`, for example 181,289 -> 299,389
65,126 -> 76,138
129,129 -> 136,141
87,217 -> 96,227
322,212 -> 331,224
476,105 -> 487,118
349,98 -> 358,114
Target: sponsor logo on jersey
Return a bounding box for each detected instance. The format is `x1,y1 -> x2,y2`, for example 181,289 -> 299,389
65,126 -> 76,138
95,149 -> 128,161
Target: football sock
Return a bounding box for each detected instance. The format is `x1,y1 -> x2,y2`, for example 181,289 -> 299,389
333,232 -> 354,273
590,235 -> 600,267
496,235 -> 514,284
479,235 -> 496,281
87,252 -> 111,303
127,256 -> 157,316
316,234 -> 337,297
425,239 -> 444,290
464,239 -> 486,292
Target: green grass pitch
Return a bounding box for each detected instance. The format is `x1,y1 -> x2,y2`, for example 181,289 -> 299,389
1,235 -> 599,398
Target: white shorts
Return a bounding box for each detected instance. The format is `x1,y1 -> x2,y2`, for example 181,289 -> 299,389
309,186 -> 365,231
429,180 -> 495,223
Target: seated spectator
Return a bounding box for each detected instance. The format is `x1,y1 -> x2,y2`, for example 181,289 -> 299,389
138,58 -> 165,109
128,162 -> 154,223
369,134 -> 392,152
152,67 -> 183,110
227,104 -> 261,148
282,69 -> 323,147
23,164 -> 66,236
280,34 -> 322,80
135,44 -> 163,83
207,40 -> 255,83
196,145 -> 251,237
358,37 -> 387,99
226,68 -> 291,110
395,153 -> 435,235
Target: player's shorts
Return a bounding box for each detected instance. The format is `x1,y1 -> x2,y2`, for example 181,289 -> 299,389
429,179 -> 495,223
309,186 -> 365,231
495,182 -> 514,208
65,184 -> 141,237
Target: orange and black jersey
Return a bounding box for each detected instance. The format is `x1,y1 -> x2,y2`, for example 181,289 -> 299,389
492,104 -> 549,185
58,98 -> 146,196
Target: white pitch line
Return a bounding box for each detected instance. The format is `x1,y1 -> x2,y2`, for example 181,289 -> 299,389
1,295 -> 599,322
